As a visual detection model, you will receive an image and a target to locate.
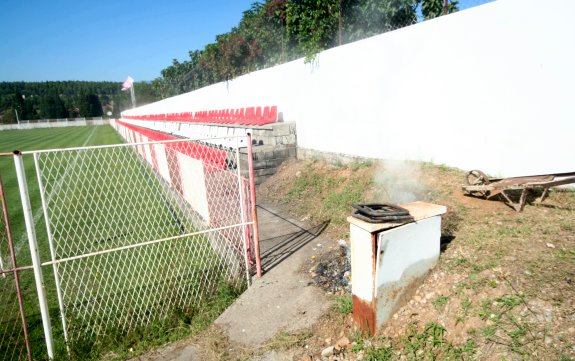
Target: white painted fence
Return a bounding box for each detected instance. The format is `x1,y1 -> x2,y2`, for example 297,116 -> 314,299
122,0 -> 575,177
0,119 -> 109,131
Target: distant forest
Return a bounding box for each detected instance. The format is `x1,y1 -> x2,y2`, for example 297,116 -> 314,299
0,81 -> 159,124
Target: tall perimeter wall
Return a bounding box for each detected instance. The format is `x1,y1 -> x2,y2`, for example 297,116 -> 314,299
123,0 -> 575,177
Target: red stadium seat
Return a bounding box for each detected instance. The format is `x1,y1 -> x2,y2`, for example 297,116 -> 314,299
269,105 -> 278,122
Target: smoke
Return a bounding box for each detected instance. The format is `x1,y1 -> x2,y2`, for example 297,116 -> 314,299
371,160 -> 429,204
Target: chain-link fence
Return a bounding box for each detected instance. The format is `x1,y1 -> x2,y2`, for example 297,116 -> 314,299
1,133 -> 258,358
0,174 -> 32,361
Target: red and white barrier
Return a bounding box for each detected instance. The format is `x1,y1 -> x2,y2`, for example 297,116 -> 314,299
111,119 -> 233,223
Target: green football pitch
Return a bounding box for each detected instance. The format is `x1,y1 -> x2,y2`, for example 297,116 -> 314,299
0,125 -> 127,358
0,125 -> 125,256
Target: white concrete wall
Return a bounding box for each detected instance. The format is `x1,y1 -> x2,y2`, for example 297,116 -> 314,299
123,0 -> 575,177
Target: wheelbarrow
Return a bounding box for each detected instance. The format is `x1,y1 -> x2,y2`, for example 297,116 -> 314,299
462,170 -> 575,211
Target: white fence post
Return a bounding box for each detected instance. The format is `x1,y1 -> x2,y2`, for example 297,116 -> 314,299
13,151 -> 54,359
34,153 -> 70,353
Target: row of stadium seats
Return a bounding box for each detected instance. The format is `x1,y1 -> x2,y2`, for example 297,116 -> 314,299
123,105 -> 278,126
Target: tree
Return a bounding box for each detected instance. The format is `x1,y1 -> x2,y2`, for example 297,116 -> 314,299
39,92 -> 68,119
421,0 -> 459,20
78,93 -> 104,117
12,90 -> 27,120
286,0 -> 341,61
343,0 -> 419,42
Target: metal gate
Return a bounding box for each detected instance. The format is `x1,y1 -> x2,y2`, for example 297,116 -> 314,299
0,173 -> 32,361
3,135 -> 260,358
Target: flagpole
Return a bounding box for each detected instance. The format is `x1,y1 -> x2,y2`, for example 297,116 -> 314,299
130,85 -> 136,108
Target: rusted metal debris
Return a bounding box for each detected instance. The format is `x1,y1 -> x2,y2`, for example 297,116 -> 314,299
462,170 -> 575,211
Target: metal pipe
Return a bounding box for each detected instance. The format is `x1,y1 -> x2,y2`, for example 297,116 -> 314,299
13,151 -> 54,359
0,174 -> 32,361
34,154 -> 70,353
0,265 -> 34,273
246,133 -> 262,277
16,133 -> 240,155
235,137 -> 252,287
40,221 -> 254,267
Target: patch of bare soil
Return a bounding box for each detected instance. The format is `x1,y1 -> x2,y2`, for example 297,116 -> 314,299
256,159 -> 575,360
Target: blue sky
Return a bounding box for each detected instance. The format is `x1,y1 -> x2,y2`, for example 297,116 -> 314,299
0,0 -> 255,82
0,0 -> 493,83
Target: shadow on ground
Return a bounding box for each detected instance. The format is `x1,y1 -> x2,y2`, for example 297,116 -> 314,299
257,205 -> 329,273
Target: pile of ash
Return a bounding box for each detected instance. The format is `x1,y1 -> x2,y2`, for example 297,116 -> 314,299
309,240 -> 351,295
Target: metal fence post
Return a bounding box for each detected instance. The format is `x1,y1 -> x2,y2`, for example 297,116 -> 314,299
246,133 -> 262,277
13,151 -> 54,359
34,153 -> 70,353
235,138 -> 251,286
0,173 -> 32,361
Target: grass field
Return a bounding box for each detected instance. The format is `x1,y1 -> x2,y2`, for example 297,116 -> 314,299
0,126 -> 126,359
0,125 -> 244,360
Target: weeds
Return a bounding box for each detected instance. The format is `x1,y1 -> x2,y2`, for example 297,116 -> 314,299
363,346 -> 394,361
433,295 -> 449,311
476,293 -> 540,357
350,160 -> 373,171
335,295 -> 353,315
65,281 -> 245,360
351,337 -> 394,361
403,322 -> 476,360
456,298 -> 473,325
284,161 -> 371,233
266,331 -> 312,351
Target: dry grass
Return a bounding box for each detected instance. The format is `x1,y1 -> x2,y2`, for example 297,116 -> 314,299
256,158 -> 575,360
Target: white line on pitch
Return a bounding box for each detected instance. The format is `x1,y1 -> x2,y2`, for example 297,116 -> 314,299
14,126 -> 98,258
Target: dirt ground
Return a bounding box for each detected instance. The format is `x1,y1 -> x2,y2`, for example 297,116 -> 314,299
147,158 -> 574,360
254,158 -> 575,360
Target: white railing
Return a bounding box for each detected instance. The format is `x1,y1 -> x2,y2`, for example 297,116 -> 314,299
0,118 -> 109,131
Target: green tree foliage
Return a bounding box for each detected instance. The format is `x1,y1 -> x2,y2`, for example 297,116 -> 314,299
422,0 -> 458,19
11,90 -> 34,121
39,92 -> 69,119
344,0 -> 419,41
79,93 -> 104,117
286,0 -> 342,60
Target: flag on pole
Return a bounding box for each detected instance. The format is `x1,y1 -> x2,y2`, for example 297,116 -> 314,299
121,76 -> 134,91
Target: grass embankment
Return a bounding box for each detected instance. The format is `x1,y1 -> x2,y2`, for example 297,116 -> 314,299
256,158 -> 575,361
0,126 -> 244,360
